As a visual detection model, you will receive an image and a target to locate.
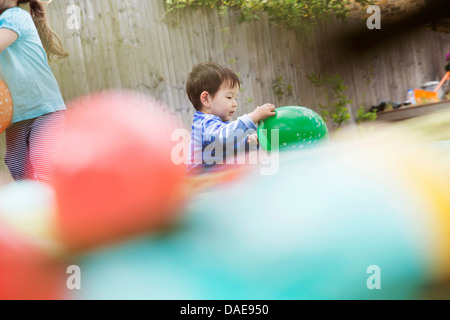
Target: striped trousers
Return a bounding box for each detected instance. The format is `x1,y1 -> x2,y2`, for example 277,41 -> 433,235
4,111 -> 65,184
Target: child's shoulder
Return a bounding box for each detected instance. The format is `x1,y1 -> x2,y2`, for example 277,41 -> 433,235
1,7 -> 29,19
193,111 -> 223,125
0,7 -> 34,35
0,7 -> 32,27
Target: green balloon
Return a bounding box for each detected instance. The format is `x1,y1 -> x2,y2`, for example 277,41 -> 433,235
258,106 -> 329,151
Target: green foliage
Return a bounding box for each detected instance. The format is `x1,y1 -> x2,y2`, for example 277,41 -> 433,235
272,76 -> 293,99
356,106 -> 377,123
355,93 -> 377,123
307,73 -> 351,129
165,0 -> 373,33
245,97 -> 255,105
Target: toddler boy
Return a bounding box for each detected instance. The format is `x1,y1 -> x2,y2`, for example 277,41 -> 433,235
186,62 -> 276,173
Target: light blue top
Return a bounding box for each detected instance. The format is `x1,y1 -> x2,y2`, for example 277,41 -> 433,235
0,7 -> 65,124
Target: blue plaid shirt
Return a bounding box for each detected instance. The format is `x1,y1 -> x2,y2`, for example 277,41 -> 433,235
187,111 -> 257,173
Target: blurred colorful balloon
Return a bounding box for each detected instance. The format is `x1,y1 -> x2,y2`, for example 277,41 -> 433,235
74,122 -> 450,300
0,224 -> 67,300
0,80 -> 13,134
0,181 -> 61,254
53,91 -> 186,253
258,106 -> 329,151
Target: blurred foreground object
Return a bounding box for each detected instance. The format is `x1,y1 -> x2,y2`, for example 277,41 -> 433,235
340,0 -> 450,55
0,224 -> 66,300
73,109 -> 450,300
53,91 -> 186,253
0,181 -> 61,254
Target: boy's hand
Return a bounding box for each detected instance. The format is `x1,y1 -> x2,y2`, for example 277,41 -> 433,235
247,133 -> 259,147
248,104 -> 276,124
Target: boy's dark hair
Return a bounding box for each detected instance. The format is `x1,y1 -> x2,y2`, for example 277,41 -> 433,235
186,62 -> 240,111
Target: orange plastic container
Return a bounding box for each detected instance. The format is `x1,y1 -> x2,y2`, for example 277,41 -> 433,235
414,72 -> 450,105
414,89 -> 440,105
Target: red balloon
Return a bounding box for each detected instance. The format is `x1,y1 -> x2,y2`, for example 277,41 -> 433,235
0,80 -> 13,134
0,224 -> 66,300
53,91 -> 186,253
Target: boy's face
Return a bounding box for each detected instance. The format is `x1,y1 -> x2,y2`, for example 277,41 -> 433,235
208,82 -> 239,122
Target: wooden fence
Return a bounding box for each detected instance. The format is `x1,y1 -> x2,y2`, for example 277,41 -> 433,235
45,0 -> 450,122
1,0 -> 450,180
